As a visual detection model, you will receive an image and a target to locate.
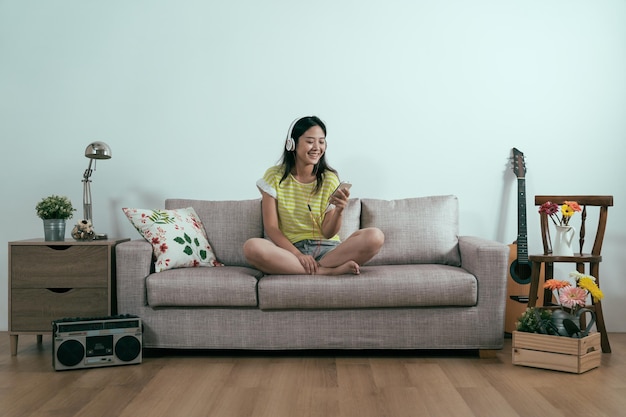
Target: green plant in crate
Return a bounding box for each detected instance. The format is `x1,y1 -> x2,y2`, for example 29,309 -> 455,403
516,307 -> 555,334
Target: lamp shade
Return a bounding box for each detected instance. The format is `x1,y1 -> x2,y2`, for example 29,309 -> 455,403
85,141 -> 112,160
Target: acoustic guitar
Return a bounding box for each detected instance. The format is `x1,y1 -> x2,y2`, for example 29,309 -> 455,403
504,148 -> 543,333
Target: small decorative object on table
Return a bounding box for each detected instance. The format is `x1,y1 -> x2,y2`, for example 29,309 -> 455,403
71,219 -> 96,241
35,195 -> 76,241
538,200 -> 582,256
512,271 -> 603,373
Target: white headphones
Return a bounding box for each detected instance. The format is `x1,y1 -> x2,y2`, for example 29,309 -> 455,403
285,117 -> 300,151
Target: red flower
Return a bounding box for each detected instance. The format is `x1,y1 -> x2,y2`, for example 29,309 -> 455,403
159,243 -> 168,253
539,201 -> 559,216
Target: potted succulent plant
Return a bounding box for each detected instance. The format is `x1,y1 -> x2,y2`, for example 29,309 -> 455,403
35,195 -> 76,241
515,307 -> 554,334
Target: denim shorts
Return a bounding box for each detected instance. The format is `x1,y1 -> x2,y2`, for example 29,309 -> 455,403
293,239 -> 340,261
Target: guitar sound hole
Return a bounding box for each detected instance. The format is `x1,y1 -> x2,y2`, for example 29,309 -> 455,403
510,261 -> 532,285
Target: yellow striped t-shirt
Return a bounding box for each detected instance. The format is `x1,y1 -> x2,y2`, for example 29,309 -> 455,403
256,165 -> 341,243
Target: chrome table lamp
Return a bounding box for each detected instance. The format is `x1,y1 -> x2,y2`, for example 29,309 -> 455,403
82,141 -> 111,240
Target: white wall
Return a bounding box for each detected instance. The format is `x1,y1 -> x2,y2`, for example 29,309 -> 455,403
1,1 -> 625,331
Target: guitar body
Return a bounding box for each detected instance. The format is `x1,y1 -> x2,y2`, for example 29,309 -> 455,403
504,242 -> 541,333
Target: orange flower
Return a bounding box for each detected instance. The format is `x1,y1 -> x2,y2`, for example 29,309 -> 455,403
564,201 -> 582,212
543,279 -> 570,290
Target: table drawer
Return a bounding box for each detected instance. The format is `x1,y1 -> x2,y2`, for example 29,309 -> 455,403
11,288 -> 109,332
10,245 -> 109,288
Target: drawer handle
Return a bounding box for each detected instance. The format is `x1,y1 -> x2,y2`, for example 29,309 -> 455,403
47,288 -> 73,293
47,245 -> 71,251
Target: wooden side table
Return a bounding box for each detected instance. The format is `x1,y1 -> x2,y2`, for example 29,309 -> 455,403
7,238 -> 129,356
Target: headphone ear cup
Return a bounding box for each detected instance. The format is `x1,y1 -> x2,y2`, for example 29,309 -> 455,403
285,137 -> 295,151
285,117 -> 300,152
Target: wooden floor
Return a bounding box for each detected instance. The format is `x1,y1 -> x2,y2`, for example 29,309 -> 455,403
1,332 -> 625,417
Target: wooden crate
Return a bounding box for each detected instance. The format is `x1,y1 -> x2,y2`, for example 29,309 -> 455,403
512,331 -> 601,374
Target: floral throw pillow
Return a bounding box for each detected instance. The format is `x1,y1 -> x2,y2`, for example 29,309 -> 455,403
122,207 -> 222,272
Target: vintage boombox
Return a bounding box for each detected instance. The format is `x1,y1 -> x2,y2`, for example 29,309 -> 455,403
52,315 -> 142,371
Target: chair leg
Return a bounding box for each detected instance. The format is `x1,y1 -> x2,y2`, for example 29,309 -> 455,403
543,262 -> 554,305
589,263 -> 610,353
593,300 -> 611,353
528,261 -> 541,308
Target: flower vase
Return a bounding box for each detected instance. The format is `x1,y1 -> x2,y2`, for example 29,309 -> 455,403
553,225 -> 575,256
550,308 -> 596,337
43,219 -> 66,241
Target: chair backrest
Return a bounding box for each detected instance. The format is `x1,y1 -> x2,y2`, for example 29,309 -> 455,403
535,195 -> 613,256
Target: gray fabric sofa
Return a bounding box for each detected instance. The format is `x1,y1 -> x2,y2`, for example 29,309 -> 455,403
116,195 -> 509,354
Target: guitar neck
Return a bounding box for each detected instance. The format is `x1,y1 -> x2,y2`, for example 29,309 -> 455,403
517,177 -> 528,263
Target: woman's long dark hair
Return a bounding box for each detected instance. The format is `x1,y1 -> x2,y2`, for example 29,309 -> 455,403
279,116 -> 337,193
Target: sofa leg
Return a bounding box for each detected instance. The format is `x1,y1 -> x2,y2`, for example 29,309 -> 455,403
478,349 -> 497,359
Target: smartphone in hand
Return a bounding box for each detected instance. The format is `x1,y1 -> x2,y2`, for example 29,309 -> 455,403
331,182 -> 352,198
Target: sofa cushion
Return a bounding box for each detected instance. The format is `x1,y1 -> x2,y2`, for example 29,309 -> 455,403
337,198 -> 361,240
360,195 -> 461,266
146,266 -> 263,307
166,198 -> 263,267
122,206 -> 221,272
258,264 -> 477,310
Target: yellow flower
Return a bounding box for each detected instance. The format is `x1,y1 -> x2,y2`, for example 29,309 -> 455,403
561,204 -> 575,218
577,276 -> 604,302
577,277 -> 596,289
589,287 -> 604,303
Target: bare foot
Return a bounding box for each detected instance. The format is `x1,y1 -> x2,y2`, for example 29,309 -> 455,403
318,260 -> 360,275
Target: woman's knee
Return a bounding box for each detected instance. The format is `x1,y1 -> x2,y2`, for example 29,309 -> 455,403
364,227 -> 385,249
243,238 -> 263,260
349,227 -> 384,259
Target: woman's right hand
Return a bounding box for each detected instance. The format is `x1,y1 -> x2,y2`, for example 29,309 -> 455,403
296,253 -> 318,275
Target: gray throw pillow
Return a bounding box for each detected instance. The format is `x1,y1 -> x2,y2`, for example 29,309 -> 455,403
360,195 -> 460,266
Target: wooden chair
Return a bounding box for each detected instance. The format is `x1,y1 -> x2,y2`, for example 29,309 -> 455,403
527,195 -> 613,353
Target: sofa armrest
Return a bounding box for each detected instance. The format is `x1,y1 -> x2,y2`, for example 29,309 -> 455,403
458,235 -> 509,329
116,240 -> 153,314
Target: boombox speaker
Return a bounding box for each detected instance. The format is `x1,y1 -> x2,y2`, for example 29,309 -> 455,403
53,315 -> 142,371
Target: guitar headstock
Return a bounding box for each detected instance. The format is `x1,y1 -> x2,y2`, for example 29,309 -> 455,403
511,148 -> 526,178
